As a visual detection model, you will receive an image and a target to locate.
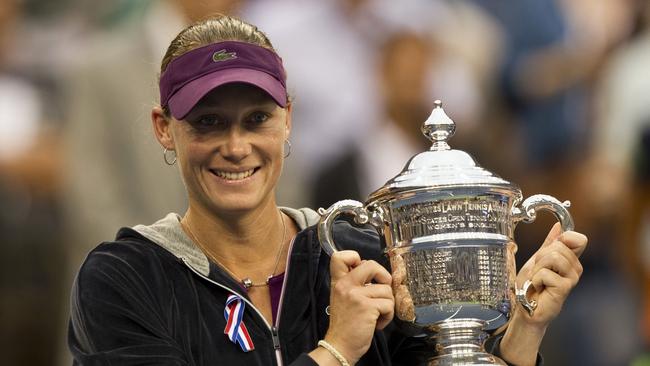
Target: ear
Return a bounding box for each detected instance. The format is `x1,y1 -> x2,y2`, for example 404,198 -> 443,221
284,102 -> 293,139
151,106 -> 175,149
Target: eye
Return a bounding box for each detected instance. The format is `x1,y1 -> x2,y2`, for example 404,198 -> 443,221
247,111 -> 270,125
198,115 -> 221,126
190,114 -> 227,129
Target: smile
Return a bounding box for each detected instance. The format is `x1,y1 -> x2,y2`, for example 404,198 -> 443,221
211,168 -> 256,181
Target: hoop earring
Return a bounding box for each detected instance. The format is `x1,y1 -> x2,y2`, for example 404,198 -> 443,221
283,139 -> 292,158
163,148 -> 177,165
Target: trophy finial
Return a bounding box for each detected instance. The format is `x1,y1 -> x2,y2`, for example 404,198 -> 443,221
422,100 -> 456,150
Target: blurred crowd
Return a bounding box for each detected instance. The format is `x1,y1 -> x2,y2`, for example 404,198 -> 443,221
1,0 -> 649,365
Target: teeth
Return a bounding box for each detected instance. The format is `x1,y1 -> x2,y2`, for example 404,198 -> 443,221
214,169 -> 255,180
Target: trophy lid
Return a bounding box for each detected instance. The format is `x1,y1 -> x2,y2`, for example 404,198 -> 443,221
368,100 -> 518,202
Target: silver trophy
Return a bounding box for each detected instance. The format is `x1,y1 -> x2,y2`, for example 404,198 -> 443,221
318,101 -> 574,365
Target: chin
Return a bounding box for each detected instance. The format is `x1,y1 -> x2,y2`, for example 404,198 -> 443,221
207,194 -> 271,216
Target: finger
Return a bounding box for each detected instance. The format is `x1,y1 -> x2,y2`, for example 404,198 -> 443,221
532,248 -> 579,282
518,253 -> 537,279
346,260 -> 392,285
556,231 -> 588,258
540,222 -> 563,249
531,268 -> 574,297
373,298 -> 395,330
522,230 -> 583,277
330,250 -> 362,281
373,298 -> 395,316
358,283 -> 394,300
534,241 -> 583,276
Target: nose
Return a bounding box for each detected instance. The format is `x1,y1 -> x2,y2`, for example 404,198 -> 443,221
220,126 -> 251,162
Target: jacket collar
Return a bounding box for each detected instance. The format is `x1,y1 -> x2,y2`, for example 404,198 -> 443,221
131,207 -> 321,276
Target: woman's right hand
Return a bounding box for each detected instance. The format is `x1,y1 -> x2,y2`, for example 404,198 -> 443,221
315,250 -> 394,365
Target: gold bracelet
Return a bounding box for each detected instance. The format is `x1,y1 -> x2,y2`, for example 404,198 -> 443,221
317,340 -> 350,366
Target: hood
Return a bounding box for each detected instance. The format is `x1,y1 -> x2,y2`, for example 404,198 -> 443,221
131,207 -> 321,276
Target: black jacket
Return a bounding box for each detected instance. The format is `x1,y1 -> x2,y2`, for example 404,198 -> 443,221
68,212 -> 535,365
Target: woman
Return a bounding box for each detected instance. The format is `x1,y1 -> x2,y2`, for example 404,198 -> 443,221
68,15 -> 587,366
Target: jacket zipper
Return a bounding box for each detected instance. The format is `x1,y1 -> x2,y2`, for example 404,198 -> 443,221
271,236 -> 296,366
180,251 -> 294,366
272,326 -> 282,365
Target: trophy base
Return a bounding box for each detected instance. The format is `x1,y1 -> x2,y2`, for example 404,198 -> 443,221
426,352 -> 507,366
424,318 -> 507,366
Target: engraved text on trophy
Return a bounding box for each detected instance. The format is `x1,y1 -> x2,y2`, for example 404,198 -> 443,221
393,196 -> 511,243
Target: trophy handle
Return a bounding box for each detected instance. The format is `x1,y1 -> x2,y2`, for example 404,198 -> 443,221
512,194 -> 574,316
317,200 -> 383,256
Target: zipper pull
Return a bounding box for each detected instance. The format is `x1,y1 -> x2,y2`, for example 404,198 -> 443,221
271,326 -> 281,350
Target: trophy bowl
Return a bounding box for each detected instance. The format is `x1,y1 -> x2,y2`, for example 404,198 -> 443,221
318,101 -> 574,365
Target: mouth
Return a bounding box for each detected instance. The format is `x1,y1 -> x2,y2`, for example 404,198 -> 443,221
210,168 -> 258,181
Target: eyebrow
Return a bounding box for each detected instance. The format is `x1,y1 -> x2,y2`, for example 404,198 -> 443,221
187,99 -> 278,117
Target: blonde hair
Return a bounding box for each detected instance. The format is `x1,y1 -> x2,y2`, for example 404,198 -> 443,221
160,14 -> 275,75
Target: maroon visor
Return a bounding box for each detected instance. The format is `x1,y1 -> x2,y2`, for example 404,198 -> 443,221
159,41 -> 287,120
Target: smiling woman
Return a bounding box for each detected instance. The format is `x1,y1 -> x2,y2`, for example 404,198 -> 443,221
67,14 -> 586,366
156,83 -> 290,217
67,15 -> 397,366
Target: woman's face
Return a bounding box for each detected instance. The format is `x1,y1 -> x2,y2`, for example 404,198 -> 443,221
159,83 -> 291,216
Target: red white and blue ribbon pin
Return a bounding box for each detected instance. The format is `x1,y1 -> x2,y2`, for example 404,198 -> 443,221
224,294 -> 255,352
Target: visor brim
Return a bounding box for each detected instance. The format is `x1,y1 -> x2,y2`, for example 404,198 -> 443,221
167,68 -> 287,120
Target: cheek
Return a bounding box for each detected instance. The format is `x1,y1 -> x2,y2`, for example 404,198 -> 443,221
177,144 -> 210,179
183,145 -> 205,164
180,137 -> 214,160
257,130 -> 285,157
269,138 -> 286,161
259,138 -> 285,178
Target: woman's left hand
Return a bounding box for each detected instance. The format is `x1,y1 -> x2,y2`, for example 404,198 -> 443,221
499,223 -> 588,366
515,222 -> 588,325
